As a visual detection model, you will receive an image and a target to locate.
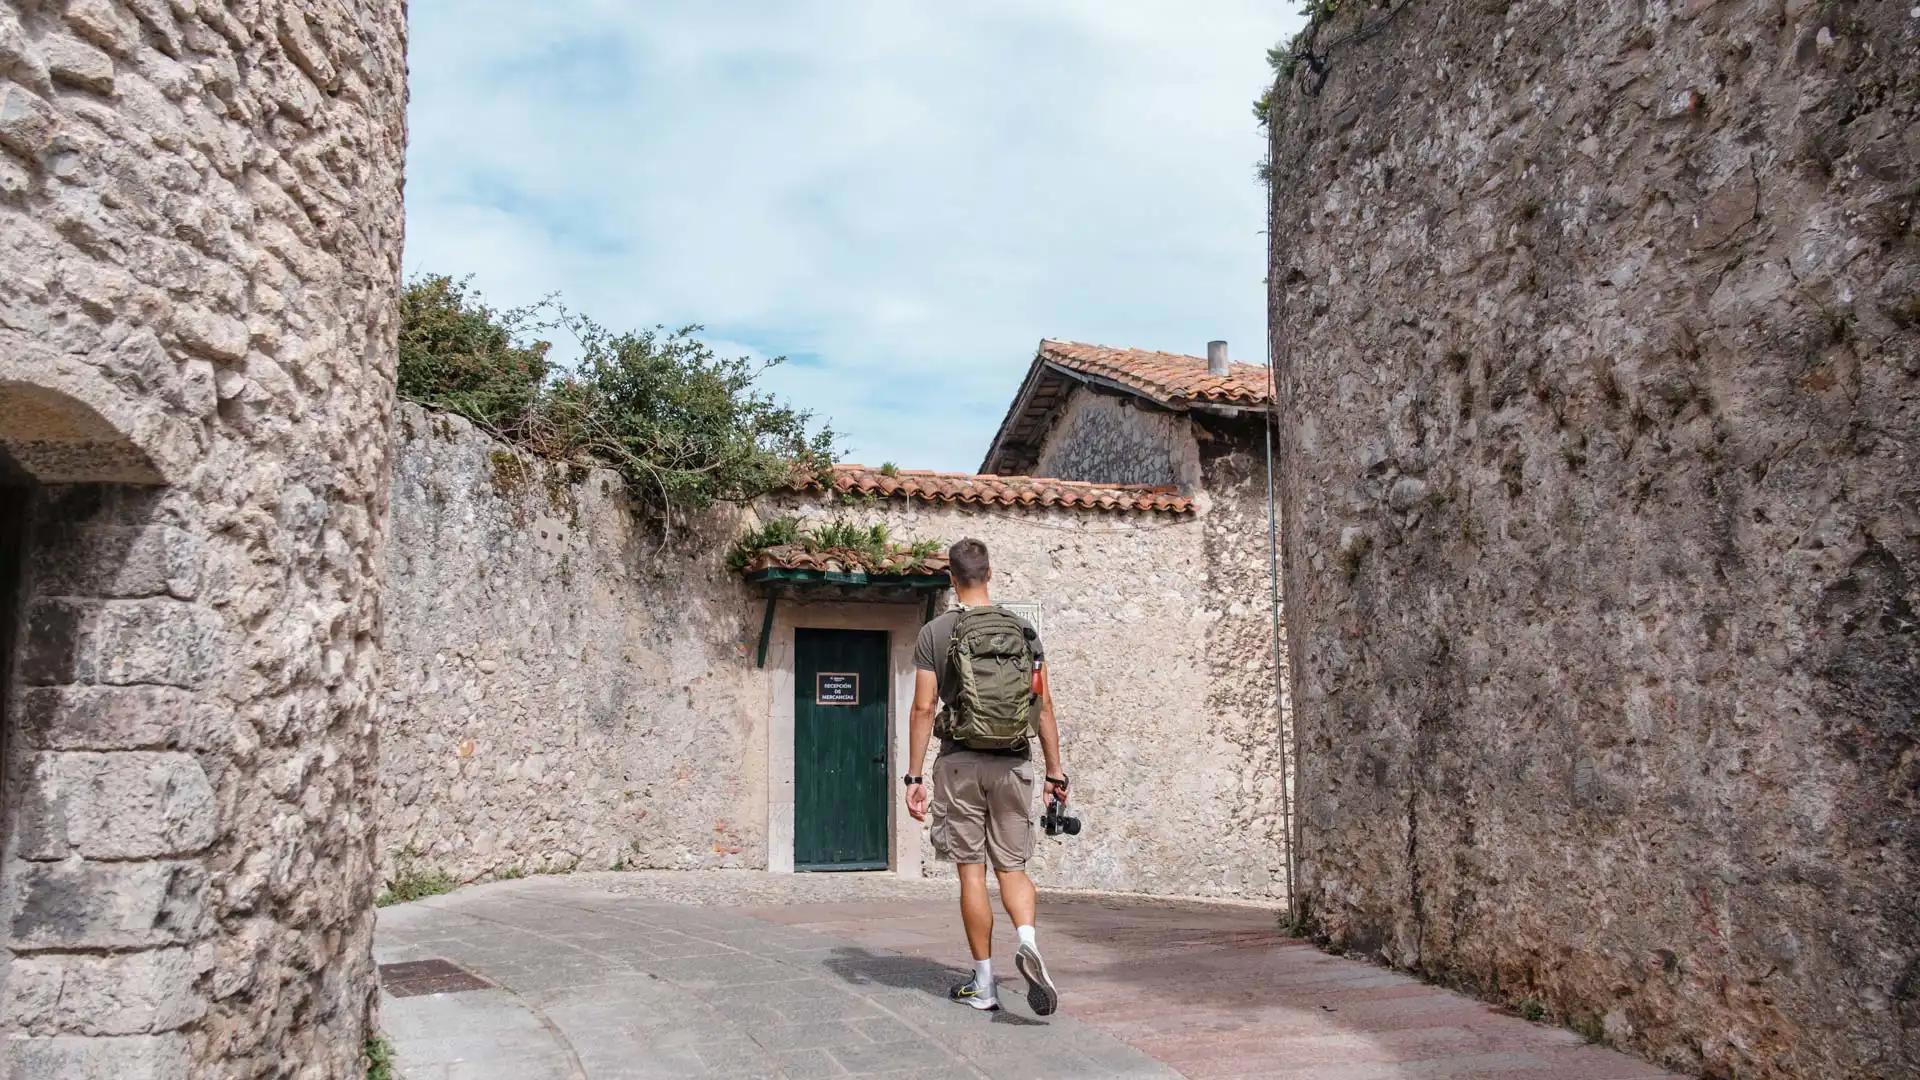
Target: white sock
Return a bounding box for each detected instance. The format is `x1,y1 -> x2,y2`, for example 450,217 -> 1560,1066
973,958 -> 994,993
1017,925 -> 1037,949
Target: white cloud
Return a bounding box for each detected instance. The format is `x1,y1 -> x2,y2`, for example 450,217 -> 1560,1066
406,1 -> 1303,470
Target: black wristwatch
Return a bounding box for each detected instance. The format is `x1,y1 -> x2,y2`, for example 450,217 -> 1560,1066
902,774 -> 924,787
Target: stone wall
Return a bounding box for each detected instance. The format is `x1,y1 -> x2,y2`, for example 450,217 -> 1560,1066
0,2 -> 406,1077
1267,1 -> 1917,1077
380,404 -> 770,881
380,403 -> 1289,900
1031,389 -> 1199,491
1193,416 -> 1292,904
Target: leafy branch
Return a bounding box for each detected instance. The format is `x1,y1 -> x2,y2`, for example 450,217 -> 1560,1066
398,274 -> 837,526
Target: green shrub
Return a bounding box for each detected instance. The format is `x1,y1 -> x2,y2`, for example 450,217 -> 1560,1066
399,276 -> 837,520
398,275 -> 555,437
725,516 -> 804,573
375,848 -> 458,906
530,320 -> 835,517
365,1035 -> 395,1080
807,517 -> 889,558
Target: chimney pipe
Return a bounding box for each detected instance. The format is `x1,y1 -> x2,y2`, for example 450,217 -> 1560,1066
1206,340 -> 1229,377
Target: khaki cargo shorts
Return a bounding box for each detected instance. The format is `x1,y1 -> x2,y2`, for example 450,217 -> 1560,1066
928,750 -> 1038,870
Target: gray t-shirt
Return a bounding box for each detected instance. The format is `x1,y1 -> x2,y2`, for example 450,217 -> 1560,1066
914,606 -> 1045,758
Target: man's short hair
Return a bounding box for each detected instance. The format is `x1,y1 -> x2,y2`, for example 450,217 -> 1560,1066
948,538 -> 990,587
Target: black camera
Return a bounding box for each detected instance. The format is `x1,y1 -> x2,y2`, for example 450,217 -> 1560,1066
1041,798 -> 1081,837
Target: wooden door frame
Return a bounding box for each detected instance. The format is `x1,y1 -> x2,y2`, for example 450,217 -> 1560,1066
764,599 -> 925,875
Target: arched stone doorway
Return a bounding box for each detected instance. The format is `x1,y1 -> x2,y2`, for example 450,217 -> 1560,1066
0,380 -> 211,1076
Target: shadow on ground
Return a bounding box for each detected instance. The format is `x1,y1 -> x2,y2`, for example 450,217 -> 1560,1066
820,945 -> 1048,1026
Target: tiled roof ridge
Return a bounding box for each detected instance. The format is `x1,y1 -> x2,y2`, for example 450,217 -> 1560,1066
792,463 -> 1193,514
1036,339 -> 1274,406
834,462 -> 1177,491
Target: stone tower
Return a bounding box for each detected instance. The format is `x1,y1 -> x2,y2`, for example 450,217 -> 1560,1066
0,1 -> 406,1075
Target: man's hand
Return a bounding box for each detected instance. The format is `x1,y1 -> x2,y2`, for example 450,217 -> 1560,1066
906,781 -> 929,821
1045,775 -> 1069,805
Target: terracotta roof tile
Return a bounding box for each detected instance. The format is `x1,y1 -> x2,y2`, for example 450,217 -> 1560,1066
1037,339 -> 1273,407
796,464 -> 1193,514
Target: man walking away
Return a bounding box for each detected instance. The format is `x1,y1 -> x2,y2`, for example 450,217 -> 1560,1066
904,539 -> 1068,1015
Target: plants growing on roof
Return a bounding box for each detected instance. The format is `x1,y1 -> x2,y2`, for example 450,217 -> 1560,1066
724,516 -> 804,573
724,516 -> 945,576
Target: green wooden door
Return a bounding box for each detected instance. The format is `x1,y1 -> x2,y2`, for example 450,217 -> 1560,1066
794,628 -> 890,870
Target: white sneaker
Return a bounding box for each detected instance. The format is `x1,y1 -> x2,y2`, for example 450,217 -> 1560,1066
1015,942 -> 1058,1016
948,976 -> 1000,1011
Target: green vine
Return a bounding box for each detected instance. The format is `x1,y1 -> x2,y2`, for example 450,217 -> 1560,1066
1255,0 -> 1402,126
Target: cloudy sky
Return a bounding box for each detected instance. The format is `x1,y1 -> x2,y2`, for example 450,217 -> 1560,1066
406,2 -> 1300,471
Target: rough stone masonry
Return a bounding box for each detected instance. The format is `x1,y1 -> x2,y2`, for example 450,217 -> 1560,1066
0,2 -> 406,1077
1268,1 -> 1916,1077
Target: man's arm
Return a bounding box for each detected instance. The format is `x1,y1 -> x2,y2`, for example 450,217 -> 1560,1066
1034,666 -> 1067,803
905,669 -> 938,821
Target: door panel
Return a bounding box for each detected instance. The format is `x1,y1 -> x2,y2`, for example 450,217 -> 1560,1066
794,628 -> 889,870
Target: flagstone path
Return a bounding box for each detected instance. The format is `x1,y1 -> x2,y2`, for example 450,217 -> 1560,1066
375,872 -> 1683,1080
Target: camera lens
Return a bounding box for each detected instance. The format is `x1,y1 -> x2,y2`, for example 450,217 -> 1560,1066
1063,817 -> 1080,836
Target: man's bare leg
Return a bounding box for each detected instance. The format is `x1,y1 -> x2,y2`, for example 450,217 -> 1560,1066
952,863 -> 1000,1009
959,863 -> 994,961
995,867 -> 1036,928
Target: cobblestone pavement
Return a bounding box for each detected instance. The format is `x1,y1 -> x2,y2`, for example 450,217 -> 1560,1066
376,873 -> 1683,1079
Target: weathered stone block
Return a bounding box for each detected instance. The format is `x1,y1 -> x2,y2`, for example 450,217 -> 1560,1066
35,523 -> 201,600
276,8 -> 337,91
120,0 -> 183,58
0,9 -> 50,91
170,304 -> 249,362
43,35 -> 115,95
15,752 -> 217,860
64,0 -> 138,56
0,960 -> 64,1032
15,686 -> 210,751
0,84 -> 56,160
89,600 -> 223,688
9,860 -> 207,949
2,948 -> 204,1036
1,1033 -> 190,1079
22,599 -> 221,688
17,599 -> 89,684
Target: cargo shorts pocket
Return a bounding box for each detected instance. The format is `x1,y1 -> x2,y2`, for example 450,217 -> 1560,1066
1010,762 -> 1037,823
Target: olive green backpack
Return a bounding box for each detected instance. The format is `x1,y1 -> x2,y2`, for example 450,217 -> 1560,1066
939,606 -> 1039,750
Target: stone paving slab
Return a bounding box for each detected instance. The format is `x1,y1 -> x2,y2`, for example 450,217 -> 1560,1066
376,874 -> 1684,1079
